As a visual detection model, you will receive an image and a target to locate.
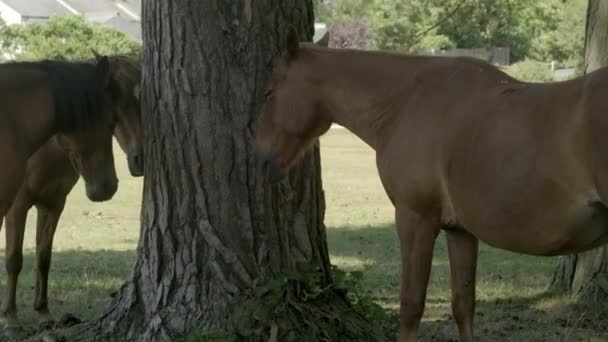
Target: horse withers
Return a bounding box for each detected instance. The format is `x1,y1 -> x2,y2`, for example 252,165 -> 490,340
0,56 -> 130,335
255,28 -> 608,342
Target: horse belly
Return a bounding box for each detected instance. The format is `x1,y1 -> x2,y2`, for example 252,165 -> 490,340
460,194 -> 608,256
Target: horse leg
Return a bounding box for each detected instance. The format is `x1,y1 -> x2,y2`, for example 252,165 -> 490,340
446,229 -> 478,342
33,201 -> 65,325
396,206 -> 440,342
2,199 -> 29,337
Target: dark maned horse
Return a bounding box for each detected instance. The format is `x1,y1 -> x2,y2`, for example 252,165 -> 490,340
0,56 -> 143,336
0,56 -> 118,209
255,28 -> 608,342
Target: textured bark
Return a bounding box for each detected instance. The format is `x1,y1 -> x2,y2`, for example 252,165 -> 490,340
550,0 -> 608,301
53,1 -> 380,341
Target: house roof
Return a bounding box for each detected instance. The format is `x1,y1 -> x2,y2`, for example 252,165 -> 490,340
314,23 -> 327,43
103,14 -> 141,41
61,0 -> 139,20
61,0 -> 117,14
0,0 -> 142,40
1,0 -> 72,17
111,0 -> 140,19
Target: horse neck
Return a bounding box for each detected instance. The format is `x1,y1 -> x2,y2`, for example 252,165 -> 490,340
21,106 -> 56,158
11,76 -> 57,157
309,48 -> 420,151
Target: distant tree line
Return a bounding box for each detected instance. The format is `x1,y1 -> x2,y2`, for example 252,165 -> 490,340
0,15 -> 140,62
314,0 -> 587,81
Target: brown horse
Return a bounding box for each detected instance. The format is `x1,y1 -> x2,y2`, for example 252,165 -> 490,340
0,55 -> 143,336
0,57 -> 120,206
255,28 -> 608,342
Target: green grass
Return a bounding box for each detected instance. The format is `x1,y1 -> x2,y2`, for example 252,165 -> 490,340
1,132 -> 607,341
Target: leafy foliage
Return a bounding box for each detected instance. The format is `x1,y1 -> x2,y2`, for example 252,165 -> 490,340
526,0 -> 586,67
314,0 -> 587,64
328,20 -> 372,49
314,0 -> 374,23
503,59 -> 555,82
176,264 -> 391,342
0,15 -> 140,61
331,265 -> 389,322
369,0 -> 455,52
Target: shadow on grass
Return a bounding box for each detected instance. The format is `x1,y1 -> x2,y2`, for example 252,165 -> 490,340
0,249 -> 136,341
326,223 -> 608,341
421,292 -> 608,342
0,227 -> 606,342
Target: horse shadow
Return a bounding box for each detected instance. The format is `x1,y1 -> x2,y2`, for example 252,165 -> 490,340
0,249 -> 136,341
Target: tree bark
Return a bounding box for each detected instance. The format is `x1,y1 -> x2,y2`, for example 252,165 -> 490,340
50,1 -> 383,341
550,0 -> 608,301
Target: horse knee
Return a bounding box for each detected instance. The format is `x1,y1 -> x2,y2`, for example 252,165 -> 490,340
401,298 -> 425,324
5,252 -> 22,275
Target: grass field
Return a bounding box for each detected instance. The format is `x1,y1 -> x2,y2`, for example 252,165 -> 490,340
1,129 -> 607,341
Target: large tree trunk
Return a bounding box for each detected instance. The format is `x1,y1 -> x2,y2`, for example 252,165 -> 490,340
551,0 -> 608,301
51,1 -> 382,341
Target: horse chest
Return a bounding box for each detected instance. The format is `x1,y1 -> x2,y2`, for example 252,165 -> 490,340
26,146 -> 78,205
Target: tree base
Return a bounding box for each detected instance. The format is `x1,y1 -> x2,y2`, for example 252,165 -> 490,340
44,267 -> 391,342
551,247 -> 608,302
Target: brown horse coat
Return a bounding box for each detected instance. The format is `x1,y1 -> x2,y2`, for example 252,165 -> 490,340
0,58 -> 119,214
0,56 -> 143,336
255,29 -> 608,341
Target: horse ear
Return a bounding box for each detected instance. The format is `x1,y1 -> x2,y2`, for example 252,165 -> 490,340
133,83 -> 141,100
91,48 -> 102,61
96,55 -> 111,87
315,31 -> 330,48
286,25 -> 300,60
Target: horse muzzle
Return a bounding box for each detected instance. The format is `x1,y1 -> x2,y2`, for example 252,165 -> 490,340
85,177 -> 118,202
257,152 -> 286,184
127,151 -> 144,177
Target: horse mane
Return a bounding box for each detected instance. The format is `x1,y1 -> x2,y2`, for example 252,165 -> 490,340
108,55 -> 141,90
0,60 -> 109,132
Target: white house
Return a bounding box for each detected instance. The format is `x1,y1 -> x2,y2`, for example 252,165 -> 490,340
0,0 -> 141,41
0,1 -> 327,45
314,22 -> 327,42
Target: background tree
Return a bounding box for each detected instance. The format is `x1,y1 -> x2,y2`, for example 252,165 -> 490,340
313,0 -> 373,23
551,0 -> 608,301
314,0 -> 586,67
369,0 -> 457,52
55,1 -> 382,341
327,20 -> 372,50
526,0 -> 587,67
0,15 -> 140,61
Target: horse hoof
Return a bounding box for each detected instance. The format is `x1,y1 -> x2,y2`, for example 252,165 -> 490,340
3,325 -> 19,337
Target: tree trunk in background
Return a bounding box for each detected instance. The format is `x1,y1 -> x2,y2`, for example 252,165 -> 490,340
551,0 -> 608,301
55,1 -> 381,341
